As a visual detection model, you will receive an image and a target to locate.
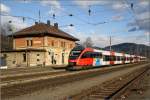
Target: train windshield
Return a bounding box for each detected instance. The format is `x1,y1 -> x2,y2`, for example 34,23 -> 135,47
69,51 -> 81,60
69,46 -> 84,60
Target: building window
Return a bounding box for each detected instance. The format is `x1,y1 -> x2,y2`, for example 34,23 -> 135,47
13,61 -> 16,64
27,40 -> 29,46
3,54 -> 7,58
37,54 -> 40,56
64,42 -> 66,48
23,54 -> 26,62
30,40 -> 33,46
37,59 -> 40,61
60,41 -> 66,48
70,44 -> 73,48
61,41 -> 63,47
51,40 -> 54,47
55,41 -> 58,47
26,40 -> 33,46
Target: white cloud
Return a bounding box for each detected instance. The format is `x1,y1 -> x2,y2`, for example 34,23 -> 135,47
144,31 -> 150,37
0,4 -> 28,35
73,0 -> 108,8
74,0 -> 128,11
112,15 -> 124,21
138,0 -> 149,6
74,31 -> 148,47
40,0 -> 62,15
1,16 -> 28,34
111,2 -> 127,10
128,10 -> 150,32
41,0 -> 61,9
0,3 -> 10,14
14,0 -> 31,3
63,26 -> 76,34
137,11 -> 150,20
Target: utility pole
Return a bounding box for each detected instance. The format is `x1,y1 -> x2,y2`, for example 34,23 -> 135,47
147,32 -> 150,59
39,10 -> 41,23
149,32 -> 150,46
109,36 -> 112,51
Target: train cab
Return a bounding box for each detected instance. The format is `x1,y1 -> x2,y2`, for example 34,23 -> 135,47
68,46 -> 85,66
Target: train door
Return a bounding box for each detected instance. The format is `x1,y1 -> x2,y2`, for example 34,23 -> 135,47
92,52 -> 102,66
79,51 -> 93,66
110,51 -> 115,65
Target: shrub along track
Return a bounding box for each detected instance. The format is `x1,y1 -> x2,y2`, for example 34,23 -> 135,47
1,63 -> 147,99
69,64 -> 150,100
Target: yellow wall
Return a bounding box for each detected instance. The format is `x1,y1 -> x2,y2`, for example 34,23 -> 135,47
3,36 -> 76,68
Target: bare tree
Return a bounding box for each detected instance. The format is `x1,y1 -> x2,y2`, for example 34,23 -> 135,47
0,24 -> 13,51
83,37 -> 93,48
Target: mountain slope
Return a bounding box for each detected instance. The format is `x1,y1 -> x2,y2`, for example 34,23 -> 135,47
104,43 -> 150,58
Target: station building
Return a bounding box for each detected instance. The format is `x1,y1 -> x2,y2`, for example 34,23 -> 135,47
1,21 -> 79,68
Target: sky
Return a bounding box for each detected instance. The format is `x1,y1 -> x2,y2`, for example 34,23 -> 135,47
0,0 -> 150,47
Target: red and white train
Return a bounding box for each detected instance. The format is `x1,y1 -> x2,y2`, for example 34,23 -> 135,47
67,46 -> 146,70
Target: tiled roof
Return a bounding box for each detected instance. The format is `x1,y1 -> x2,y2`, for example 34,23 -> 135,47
13,23 -> 79,41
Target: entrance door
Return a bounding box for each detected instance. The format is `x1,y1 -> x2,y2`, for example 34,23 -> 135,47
62,53 -> 64,64
51,52 -> 54,64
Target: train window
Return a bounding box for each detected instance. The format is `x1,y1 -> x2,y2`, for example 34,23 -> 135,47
71,51 -> 81,56
116,56 -> 118,61
110,56 -> 113,61
103,55 -> 110,61
121,57 -> 125,61
116,56 -> 120,61
114,56 -> 116,61
127,57 -> 129,61
112,56 -> 116,61
90,52 -> 102,58
69,50 -> 82,60
81,52 -> 92,58
130,57 -> 133,61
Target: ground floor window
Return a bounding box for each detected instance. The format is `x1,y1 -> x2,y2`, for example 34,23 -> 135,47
23,53 -> 26,62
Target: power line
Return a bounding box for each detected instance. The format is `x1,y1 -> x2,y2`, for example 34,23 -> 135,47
123,0 -> 140,27
0,13 -> 37,22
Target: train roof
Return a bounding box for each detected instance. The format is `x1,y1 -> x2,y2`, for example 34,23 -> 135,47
72,47 -> 146,58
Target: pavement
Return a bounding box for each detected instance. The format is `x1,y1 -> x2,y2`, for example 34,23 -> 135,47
0,65 -> 67,76
1,64 -> 67,69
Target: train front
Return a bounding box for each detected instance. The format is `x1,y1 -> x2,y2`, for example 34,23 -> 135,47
67,46 -> 85,70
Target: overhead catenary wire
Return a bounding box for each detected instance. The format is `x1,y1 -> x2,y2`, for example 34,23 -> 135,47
0,13 -> 37,22
124,0 -> 150,57
123,0 -> 141,28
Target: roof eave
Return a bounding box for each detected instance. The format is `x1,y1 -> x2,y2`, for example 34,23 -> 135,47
12,33 -> 79,41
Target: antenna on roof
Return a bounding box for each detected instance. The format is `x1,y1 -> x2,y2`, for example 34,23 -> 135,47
39,10 -> 41,23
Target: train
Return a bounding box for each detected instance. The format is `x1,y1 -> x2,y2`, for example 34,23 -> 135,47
67,46 -> 147,70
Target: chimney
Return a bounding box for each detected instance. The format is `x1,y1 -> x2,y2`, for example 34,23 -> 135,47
35,22 -> 38,25
54,23 -> 58,29
47,20 -> 50,26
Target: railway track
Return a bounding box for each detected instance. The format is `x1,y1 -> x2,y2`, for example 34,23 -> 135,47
1,63 -> 148,99
1,63 -> 142,86
1,70 -> 67,85
1,66 -> 58,76
70,64 -> 150,100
